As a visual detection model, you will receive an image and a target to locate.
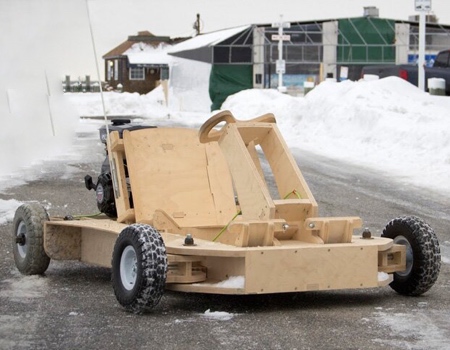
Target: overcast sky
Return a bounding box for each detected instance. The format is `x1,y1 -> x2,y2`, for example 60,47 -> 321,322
1,0 -> 450,82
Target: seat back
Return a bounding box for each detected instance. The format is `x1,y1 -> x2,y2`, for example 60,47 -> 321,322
122,128 -> 236,227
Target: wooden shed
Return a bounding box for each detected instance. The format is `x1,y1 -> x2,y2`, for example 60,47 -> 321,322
102,31 -> 186,94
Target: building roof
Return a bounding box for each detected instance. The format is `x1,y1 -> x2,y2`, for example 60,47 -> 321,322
103,31 -> 186,59
168,25 -> 251,54
125,43 -> 173,65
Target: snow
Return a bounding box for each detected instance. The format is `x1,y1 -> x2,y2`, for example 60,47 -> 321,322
0,199 -> 23,225
168,25 -> 251,54
202,309 -> 235,321
70,76 -> 450,198
377,272 -> 390,282
194,276 -> 245,289
125,43 -> 173,65
222,77 -> 450,195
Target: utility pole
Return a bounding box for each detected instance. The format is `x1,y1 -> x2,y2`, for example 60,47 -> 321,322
271,15 -> 290,93
415,0 -> 431,91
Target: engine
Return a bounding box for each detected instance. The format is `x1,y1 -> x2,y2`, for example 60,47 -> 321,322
84,119 -> 155,218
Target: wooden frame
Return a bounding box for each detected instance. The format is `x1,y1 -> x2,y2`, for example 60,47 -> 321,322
43,111 -> 406,295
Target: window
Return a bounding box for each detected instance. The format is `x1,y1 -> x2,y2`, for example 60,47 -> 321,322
129,67 -> 145,80
434,51 -> 449,68
107,60 -> 113,80
114,59 -> 119,80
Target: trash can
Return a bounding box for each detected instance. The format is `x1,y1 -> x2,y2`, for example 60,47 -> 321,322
428,78 -> 445,96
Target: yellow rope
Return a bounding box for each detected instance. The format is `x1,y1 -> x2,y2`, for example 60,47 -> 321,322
213,210 -> 242,242
283,189 -> 301,199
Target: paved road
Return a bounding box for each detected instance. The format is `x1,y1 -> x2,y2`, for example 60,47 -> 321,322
0,125 -> 449,350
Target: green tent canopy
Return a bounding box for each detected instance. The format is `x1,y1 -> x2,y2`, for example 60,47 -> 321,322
209,64 -> 253,111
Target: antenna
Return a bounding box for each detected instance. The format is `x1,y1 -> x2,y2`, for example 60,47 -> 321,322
85,0 -> 120,198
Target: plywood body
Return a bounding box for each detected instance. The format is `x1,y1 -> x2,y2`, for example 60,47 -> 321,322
164,234 -> 400,294
42,111 -> 406,295
43,218 -> 403,294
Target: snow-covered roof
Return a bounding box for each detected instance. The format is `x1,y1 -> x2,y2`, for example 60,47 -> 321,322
124,43 -> 173,65
168,25 -> 251,54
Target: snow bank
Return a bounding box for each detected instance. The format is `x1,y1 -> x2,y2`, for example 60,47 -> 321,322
222,77 -> 450,195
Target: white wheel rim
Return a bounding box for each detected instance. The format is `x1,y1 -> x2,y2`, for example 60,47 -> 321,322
120,245 -> 138,291
16,221 -> 28,258
394,235 -> 413,277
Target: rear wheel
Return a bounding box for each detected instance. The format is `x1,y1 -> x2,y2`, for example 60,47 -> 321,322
382,216 -> 440,296
12,203 -> 50,275
111,224 -> 167,313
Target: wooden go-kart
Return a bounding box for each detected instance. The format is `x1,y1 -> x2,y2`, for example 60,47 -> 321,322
12,111 -> 441,313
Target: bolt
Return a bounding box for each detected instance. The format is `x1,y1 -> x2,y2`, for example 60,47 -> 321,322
184,233 -> 194,246
308,222 -> 315,229
282,223 -> 289,231
362,228 -> 372,239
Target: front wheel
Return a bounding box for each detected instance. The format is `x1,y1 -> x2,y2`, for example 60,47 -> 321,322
111,224 -> 167,314
382,216 -> 440,296
12,203 -> 51,275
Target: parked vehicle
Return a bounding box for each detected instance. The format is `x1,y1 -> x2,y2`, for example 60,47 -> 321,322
362,49 -> 450,94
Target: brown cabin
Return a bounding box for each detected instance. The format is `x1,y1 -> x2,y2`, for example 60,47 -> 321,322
102,31 -> 187,94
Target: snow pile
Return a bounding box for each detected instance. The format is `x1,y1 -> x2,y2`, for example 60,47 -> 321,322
223,77 -> 450,194
60,76 -> 450,196
202,309 -> 235,321
65,89 -> 170,118
0,91 -> 79,178
213,276 -> 245,288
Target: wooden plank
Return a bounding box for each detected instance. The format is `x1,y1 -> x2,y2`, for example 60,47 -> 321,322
204,143 -> 237,224
246,141 -> 268,188
259,125 -> 318,214
244,244 -> 379,293
123,128 -> 235,227
378,244 -> 406,273
46,219 -> 126,233
109,131 -> 131,222
44,224 -> 81,260
304,217 -> 362,244
219,124 -> 275,221
80,228 -> 117,267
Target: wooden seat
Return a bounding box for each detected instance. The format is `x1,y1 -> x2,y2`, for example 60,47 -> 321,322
122,128 -> 237,228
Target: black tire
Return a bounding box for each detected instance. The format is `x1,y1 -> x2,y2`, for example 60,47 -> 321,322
12,203 -> 51,275
382,216 -> 440,296
111,224 -> 167,313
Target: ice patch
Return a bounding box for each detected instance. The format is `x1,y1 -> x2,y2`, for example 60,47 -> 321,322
203,309 -> 235,321
0,276 -> 47,301
372,310 -> 450,349
0,199 -> 22,225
